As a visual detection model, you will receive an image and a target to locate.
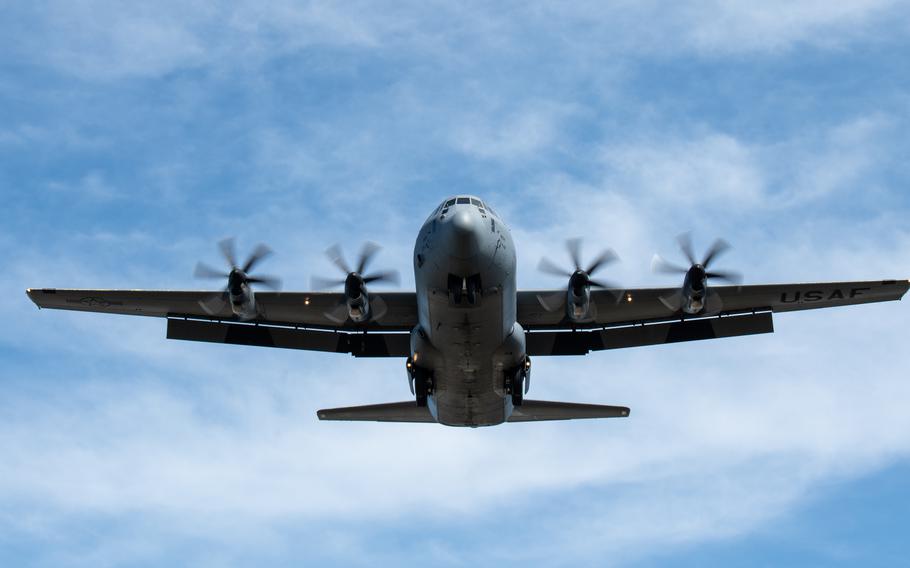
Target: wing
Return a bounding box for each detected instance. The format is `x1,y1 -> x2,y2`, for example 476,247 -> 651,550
26,288 -> 418,357
518,279 -> 909,329
519,279 -> 909,355
26,288 -> 417,331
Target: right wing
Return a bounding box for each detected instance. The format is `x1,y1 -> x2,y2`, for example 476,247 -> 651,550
519,279 -> 908,356
518,279 -> 910,330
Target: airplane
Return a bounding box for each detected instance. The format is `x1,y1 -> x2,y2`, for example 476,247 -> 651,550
26,195 -> 909,427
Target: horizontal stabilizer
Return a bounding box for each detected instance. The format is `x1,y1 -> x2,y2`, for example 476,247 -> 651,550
317,401 -> 436,423
508,400 -> 630,422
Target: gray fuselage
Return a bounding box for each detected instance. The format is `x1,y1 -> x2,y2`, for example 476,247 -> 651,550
410,196 -> 526,427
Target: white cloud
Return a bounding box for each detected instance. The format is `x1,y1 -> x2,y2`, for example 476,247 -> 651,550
2,2 -> 909,565
449,102 -> 574,162
5,1 -> 906,81
3,292 -> 909,567
45,170 -> 122,201
602,132 -> 765,207
681,0 -> 900,53
4,156 -> 909,566
763,115 -> 894,207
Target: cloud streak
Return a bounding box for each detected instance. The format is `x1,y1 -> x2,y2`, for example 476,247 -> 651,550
3,1 -> 910,566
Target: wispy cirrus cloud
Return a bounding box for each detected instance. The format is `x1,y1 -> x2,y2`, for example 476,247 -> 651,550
3,1 -> 905,82
3,1 -> 910,566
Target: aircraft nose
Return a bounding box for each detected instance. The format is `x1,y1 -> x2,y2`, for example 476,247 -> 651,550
445,209 -> 481,259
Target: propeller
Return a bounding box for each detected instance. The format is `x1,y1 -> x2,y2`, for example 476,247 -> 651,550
311,242 -> 400,293
537,238 -> 620,312
194,238 -> 282,315
539,238 -> 620,292
651,233 -> 742,285
311,242 -> 400,323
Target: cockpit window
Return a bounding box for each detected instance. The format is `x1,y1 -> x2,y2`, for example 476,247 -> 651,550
470,198 -> 482,207
456,197 -> 470,204
445,198 -> 456,207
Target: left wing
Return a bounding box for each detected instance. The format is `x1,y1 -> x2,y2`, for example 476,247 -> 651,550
26,288 -> 418,331
26,288 -> 417,357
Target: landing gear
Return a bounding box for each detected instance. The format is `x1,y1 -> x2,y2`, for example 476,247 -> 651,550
506,357 -> 531,407
511,374 -> 524,406
406,358 -> 433,407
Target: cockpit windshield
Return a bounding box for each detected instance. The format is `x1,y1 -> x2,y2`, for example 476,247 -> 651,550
435,196 -> 497,218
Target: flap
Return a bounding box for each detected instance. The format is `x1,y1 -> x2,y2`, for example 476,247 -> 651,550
526,311 -> 774,356
166,318 -> 411,357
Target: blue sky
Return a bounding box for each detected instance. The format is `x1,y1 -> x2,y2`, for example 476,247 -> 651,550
2,1 -> 910,566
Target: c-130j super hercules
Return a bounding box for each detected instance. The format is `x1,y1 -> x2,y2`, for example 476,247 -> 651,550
27,196 -> 909,427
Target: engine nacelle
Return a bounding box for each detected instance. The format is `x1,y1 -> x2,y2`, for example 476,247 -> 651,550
566,285 -> 592,322
682,289 -> 706,314
228,286 -> 257,320
346,293 -> 371,323
681,269 -> 708,314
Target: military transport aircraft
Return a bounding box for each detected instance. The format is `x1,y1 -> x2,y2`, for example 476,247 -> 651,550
26,196 -> 909,427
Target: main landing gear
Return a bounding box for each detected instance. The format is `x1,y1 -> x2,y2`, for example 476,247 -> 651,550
406,358 -> 434,407
506,357 -> 531,406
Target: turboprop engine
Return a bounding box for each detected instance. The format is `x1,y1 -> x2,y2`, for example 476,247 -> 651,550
652,233 -> 742,315
193,238 -> 282,320
312,242 -> 400,324
537,238 -> 620,322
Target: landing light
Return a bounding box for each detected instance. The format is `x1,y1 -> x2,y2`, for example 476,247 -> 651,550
626,293 -> 633,303
304,297 -> 311,306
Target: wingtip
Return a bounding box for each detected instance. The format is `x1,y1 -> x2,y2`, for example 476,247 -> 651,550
25,288 -> 41,308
